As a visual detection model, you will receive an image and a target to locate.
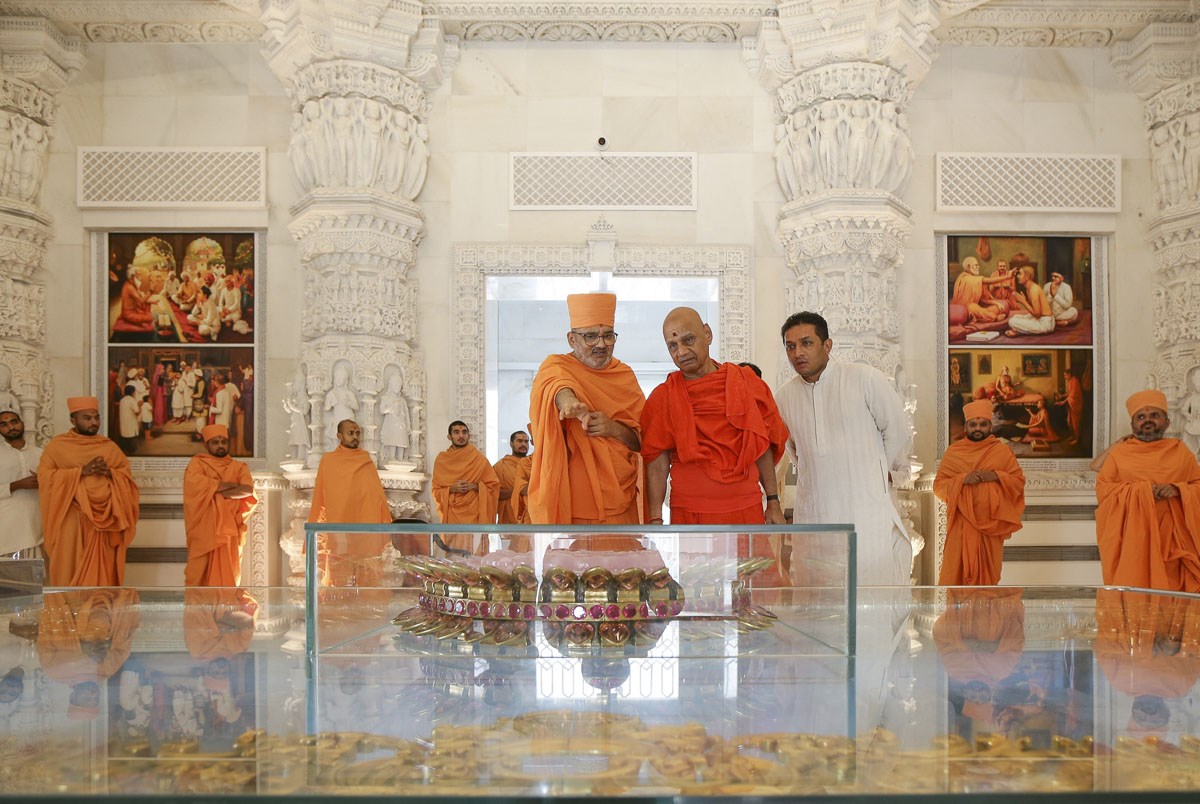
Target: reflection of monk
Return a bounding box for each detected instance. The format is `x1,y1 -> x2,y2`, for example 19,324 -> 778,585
951,257 -> 1007,326
934,588 -> 1026,730
183,588 -> 257,660
1095,589 -> 1200,738
37,589 -> 141,721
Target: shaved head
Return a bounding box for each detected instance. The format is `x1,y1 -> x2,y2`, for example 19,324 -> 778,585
662,306 -> 714,380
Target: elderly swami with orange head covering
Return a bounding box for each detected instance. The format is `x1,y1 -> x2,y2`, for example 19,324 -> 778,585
528,292 -> 646,525
38,396 -> 140,586
1096,389 -> 1200,592
935,399 -> 1026,585
183,424 -> 256,586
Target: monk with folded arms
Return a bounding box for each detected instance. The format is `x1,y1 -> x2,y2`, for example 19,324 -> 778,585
432,420 -> 499,554
183,424 -> 256,586
493,430 -> 532,526
528,292 -> 646,527
308,419 -> 392,586
935,399 -> 1026,585
39,396 -> 140,586
1096,389 -> 1200,592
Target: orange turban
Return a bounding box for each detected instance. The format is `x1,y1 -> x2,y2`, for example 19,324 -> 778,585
67,396 -> 99,413
1126,389 -> 1168,417
567,293 -> 616,329
201,424 -> 228,442
962,400 -> 993,422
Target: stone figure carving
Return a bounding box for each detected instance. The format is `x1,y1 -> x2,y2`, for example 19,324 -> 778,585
773,122 -> 800,201
0,363 -> 19,414
1181,368 -> 1200,457
378,371 -> 411,465
284,370 -> 310,465
323,361 -> 359,450
400,120 -> 429,200
0,114 -> 12,193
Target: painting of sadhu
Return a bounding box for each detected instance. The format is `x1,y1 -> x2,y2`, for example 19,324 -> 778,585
947,235 -> 1092,347
948,348 -> 1092,459
107,233 -> 255,344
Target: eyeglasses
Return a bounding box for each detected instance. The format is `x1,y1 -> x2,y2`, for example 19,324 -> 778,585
571,330 -> 618,346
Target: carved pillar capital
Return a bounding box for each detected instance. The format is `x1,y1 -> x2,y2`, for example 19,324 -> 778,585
1110,20 -> 1200,100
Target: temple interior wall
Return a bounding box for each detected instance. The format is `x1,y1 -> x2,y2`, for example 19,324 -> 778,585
35,38 -> 1158,584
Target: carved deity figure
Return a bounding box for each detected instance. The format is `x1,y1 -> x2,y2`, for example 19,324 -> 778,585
284,375 -> 310,465
1181,368 -> 1200,457
0,363 -> 19,414
323,362 -> 359,450
378,372 -> 411,465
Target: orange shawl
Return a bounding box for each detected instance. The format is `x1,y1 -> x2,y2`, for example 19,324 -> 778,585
933,588 -> 1026,686
309,446 -> 391,584
934,436 -> 1026,585
640,362 -> 787,513
1095,588 -> 1200,699
37,589 -> 141,688
528,354 -> 645,524
183,588 -> 258,659
183,454 -> 256,586
493,455 -> 532,524
432,444 -> 499,524
1096,438 -> 1200,592
38,431 -> 140,587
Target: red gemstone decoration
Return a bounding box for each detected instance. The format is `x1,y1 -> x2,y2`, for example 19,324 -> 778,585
606,604 -> 621,619
639,603 -> 650,618
555,604 -> 570,619
670,601 -> 684,616
540,605 -> 553,618
467,602 -> 478,616
455,600 -> 465,614
480,603 -> 490,617
589,604 -> 605,619
509,603 -> 521,619
524,604 -> 536,620
655,603 -> 669,617
572,605 -> 587,619
623,604 -> 638,619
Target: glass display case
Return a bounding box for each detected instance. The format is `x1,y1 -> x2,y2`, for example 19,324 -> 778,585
1,524 -> 1199,799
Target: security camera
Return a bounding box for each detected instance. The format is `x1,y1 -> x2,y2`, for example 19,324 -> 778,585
597,136 -> 608,151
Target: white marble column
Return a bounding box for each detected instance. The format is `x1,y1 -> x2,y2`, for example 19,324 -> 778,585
259,2 -> 458,569
1112,22 -> 1200,449
0,19 -> 83,442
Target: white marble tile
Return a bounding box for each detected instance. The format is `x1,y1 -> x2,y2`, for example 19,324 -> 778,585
916,48 -> 953,101
600,44 -> 678,97
679,96 -> 752,152
1093,97 -> 1150,155
526,97 -> 604,150
454,46 -> 527,97
102,95 -> 177,145
525,44 -> 602,97
753,200 -> 784,257
164,44 -> 253,97
696,153 -> 753,241
93,43 -> 174,96
601,97 -> 679,150
949,45 -> 1022,104
266,150 -> 303,211
948,99 -> 1024,151
1022,48 -> 1094,104
751,93 -> 777,154
449,152 -> 510,241
173,95 -> 252,144
1020,102 -> 1097,152
446,96 -> 528,152
418,152 -> 452,203
676,43 -> 756,98
906,98 -> 955,158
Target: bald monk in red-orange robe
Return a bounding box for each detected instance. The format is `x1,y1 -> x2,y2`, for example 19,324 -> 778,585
39,396 -> 140,587
935,399 -> 1026,585
528,292 -> 646,533
1096,389 -> 1200,592
431,420 -> 499,554
641,307 -> 790,582
933,587 -> 1026,728
37,588 -> 141,720
308,419 -> 393,587
183,424 -> 256,586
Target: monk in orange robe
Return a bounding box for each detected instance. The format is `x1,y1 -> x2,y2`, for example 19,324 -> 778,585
308,419 -> 393,587
183,424 -> 256,586
1096,389 -> 1200,592
183,587 -> 257,660
528,292 -> 646,528
933,587 -> 1025,731
1055,367 -> 1084,445
494,430 -> 532,525
935,399 -> 1026,585
116,270 -> 153,330
431,420 -> 499,554
641,307 -> 789,582
37,588 -> 141,720
39,396 -> 140,586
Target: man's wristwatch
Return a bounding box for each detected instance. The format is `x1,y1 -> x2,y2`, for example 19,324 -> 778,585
765,494 -> 779,502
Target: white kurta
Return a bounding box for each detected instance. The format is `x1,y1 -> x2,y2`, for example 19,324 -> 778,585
119,395 -> 140,438
0,440 -> 43,554
775,360 -> 913,586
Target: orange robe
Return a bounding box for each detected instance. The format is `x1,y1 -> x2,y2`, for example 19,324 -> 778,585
37,589 -> 141,719
432,443 -> 500,554
1095,589 -> 1200,701
183,454 -> 257,587
117,280 -> 152,328
39,431 -> 140,587
309,445 -> 393,587
183,588 -> 257,659
1096,438 -> 1200,592
933,588 -> 1025,726
934,435 -> 1025,585
493,455 -> 532,525
528,354 -> 646,525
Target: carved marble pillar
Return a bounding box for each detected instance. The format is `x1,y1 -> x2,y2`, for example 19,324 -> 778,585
260,2 -> 457,565
0,19 -> 83,443
1111,23 -> 1200,447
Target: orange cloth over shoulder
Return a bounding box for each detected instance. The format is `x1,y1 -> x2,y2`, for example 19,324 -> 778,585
183,453 -> 257,586
1096,438 -> 1200,592
309,445 -> 393,586
934,435 -> 1025,585
493,455 -> 532,525
528,354 -> 645,525
39,430 -> 140,587
641,362 -> 787,516
183,588 -> 258,659
432,444 -> 499,525
933,588 -> 1026,688
1095,589 -> 1200,700
37,590 -> 141,704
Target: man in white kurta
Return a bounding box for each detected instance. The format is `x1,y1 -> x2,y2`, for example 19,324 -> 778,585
775,312 -> 913,586
0,410 -> 42,558
1042,272 -> 1078,325
212,377 -> 236,429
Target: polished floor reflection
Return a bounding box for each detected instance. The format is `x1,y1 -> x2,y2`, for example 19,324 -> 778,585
1,586 -> 1199,796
